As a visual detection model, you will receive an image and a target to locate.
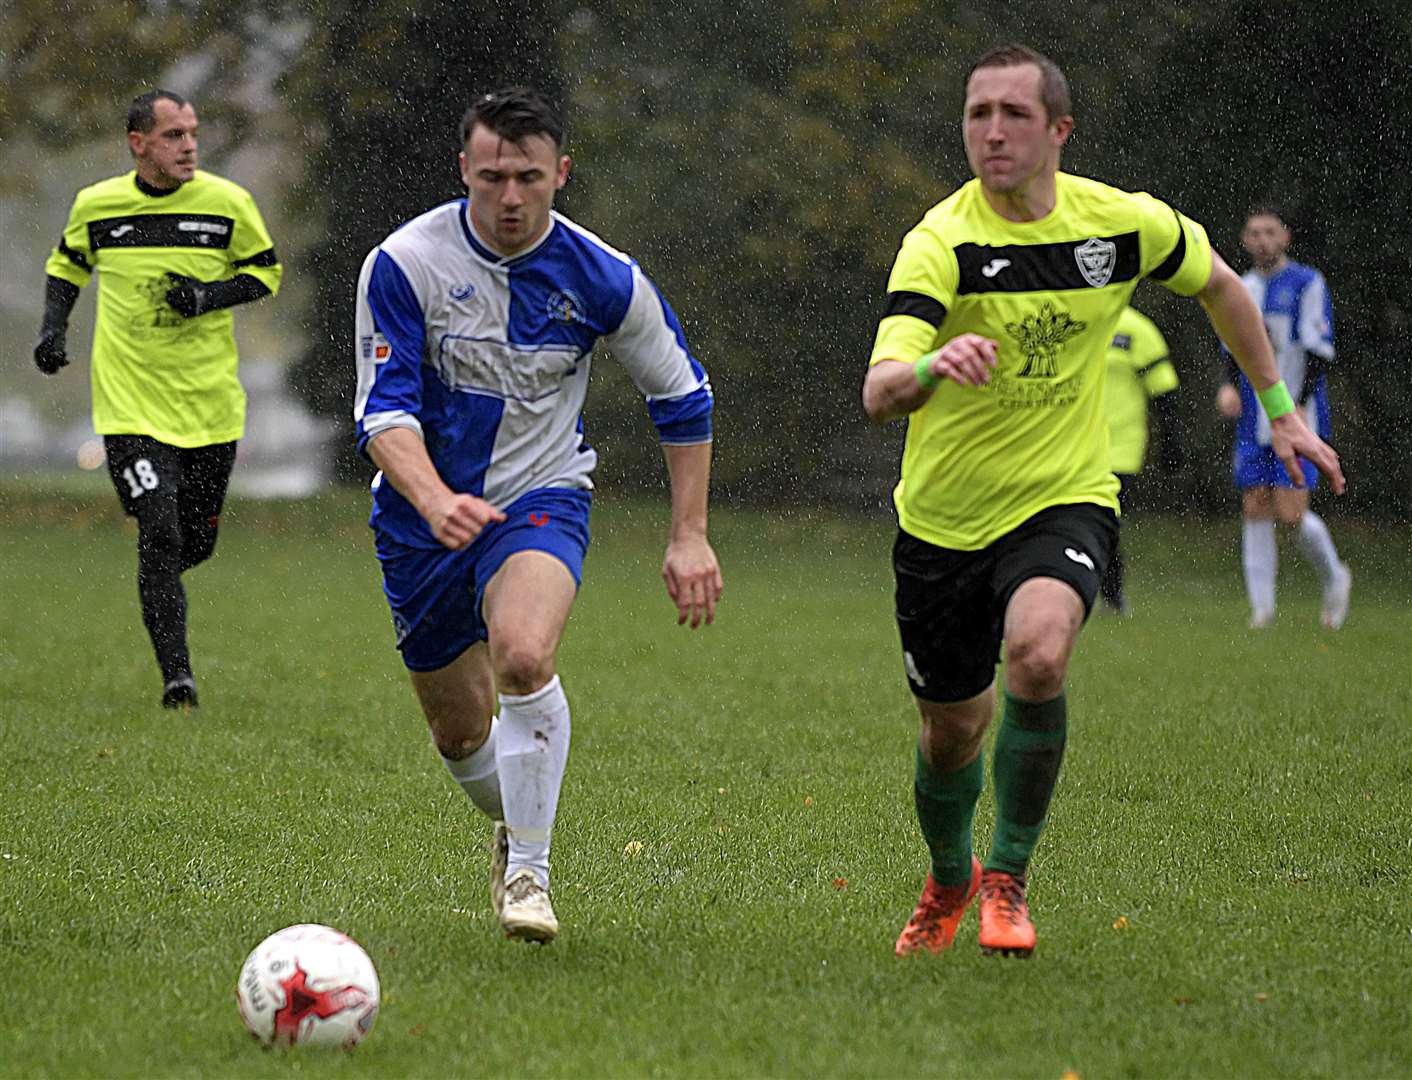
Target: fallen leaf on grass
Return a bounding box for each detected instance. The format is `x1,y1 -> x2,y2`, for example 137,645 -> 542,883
1173,996 -> 1193,1006
804,795 -> 814,807
1254,993 -> 1268,1003
96,747 -> 117,759
832,877 -> 848,890
1112,915 -> 1129,930
623,840 -> 644,858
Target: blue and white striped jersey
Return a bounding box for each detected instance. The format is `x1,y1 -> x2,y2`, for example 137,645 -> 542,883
1234,259 -> 1333,447
354,200 -> 713,548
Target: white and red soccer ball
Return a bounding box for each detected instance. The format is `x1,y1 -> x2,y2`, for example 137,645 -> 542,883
236,924 -> 380,1048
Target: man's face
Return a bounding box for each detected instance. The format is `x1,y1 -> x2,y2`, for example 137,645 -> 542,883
962,63 -> 1070,195
459,123 -> 569,256
128,98 -> 198,188
1241,214 -> 1291,270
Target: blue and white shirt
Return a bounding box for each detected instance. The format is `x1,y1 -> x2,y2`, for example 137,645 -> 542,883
355,200 -> 713,548
1233,259 -> 1334,448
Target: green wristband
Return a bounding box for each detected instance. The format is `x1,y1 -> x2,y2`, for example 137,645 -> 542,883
1256,379 -> 1295,420
914,352 -> 941,391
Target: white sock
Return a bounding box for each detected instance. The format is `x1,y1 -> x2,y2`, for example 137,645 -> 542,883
1242,518 -> 1277,616
1295,511 -> 1340,584
496,675 -> 571,890
440,717 -> 503,821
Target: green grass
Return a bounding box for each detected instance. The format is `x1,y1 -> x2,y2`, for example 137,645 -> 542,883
1,484 -> 1409,1078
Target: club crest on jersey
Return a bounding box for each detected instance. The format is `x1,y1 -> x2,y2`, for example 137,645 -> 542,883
546,288 -> 586,325
450,282 -> 477,303
360,333 -> 391,363
1074,237 -> 1117,288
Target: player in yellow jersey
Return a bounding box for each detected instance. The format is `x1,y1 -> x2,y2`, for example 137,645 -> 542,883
864,45 -> 1343,958
35,89 -> 282,711
1100,306 -> 1184,614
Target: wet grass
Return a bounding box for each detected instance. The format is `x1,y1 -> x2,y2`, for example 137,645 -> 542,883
1,484 -> 1409,1078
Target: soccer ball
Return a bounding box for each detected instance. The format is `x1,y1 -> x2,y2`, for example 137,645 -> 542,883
236,924 -> 380,1048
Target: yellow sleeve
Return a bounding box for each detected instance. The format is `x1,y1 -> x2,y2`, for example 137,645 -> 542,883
1135,193 -> 1213,297
228,188 -> 282,296
43,195 -> 94,288
869,220 -> 957,366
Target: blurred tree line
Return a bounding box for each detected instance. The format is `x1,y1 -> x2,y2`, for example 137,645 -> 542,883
4,0 -> 1408,520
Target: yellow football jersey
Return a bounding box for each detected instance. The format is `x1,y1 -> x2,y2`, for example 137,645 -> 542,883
1104,306 -> 1178,475
870,172 -> 1211,549
45,170 -> 281,447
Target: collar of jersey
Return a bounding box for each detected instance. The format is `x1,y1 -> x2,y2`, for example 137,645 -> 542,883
972,172 -> 1067,231
132,171 -> 187,199
459,200 -> 556,267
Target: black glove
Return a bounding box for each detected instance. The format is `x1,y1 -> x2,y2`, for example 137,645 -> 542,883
165,273 -> 213,318
34,327 -> 68,374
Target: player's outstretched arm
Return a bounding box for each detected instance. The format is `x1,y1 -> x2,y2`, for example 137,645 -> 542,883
862,334 -> 998,423
366,427 -> 505,550
1197,254 -> 1345,494
661,441 -> 722,629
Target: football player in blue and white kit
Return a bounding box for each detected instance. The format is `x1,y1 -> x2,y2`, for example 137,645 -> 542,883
1217,207 -> 1351,629
353,88 -> 722,942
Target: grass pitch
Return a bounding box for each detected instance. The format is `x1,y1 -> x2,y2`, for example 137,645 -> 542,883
1,483 -> 1408,1078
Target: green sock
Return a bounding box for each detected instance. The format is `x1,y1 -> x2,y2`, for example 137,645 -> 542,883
914,747 -> 984,886
986,691 -> 1067,878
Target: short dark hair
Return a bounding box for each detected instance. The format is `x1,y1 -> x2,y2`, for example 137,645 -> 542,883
459,86 -> 564,149
127,89 -> 189,134
1245,204 -> 1290,228
969,44 -> 1071,122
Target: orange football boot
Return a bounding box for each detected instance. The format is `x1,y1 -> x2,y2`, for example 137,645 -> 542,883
895,857 -> 982,956
978,868 -> 1036,957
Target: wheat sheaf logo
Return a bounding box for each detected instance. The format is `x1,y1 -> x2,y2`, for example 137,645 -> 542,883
1004,302 -> 1087,378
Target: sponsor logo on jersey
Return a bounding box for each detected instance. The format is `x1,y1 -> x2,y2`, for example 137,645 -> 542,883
981,258 -> 1011,278
1004,302 -> 1088,379
1074,237 -> 1117,288
1064,547 -> 1095,571
109,224 -> 135,238
1111,333 -> 1132,350
546,288 -> 586,325
529,512 -> 550,527
450,282 -> 477,302
178,220 -> 231,235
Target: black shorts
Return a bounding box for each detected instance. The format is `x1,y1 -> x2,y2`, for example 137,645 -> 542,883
893,503 -> 1119,703
104,435 -> 237,525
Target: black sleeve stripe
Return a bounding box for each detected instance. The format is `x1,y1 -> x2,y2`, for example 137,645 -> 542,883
1135,356 -> 1170,377
882,290 -> 947,326
1148,210 -> 1187,282
58,240 -> 92,272
232,247 -> 278,269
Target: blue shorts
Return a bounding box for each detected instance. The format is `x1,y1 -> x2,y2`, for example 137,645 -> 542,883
376,488 -> 592,672
1233,442 -> 1318,491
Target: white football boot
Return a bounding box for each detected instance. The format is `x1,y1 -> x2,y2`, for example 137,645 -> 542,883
500,867 -> 559,943
1321,563 -> 1352,630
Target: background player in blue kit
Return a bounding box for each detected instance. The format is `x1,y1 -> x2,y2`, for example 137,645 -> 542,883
353,88 -> 722,943
1217,206 -> 1350,629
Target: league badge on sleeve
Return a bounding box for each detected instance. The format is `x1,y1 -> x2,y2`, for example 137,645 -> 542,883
360,333 -> 392,363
